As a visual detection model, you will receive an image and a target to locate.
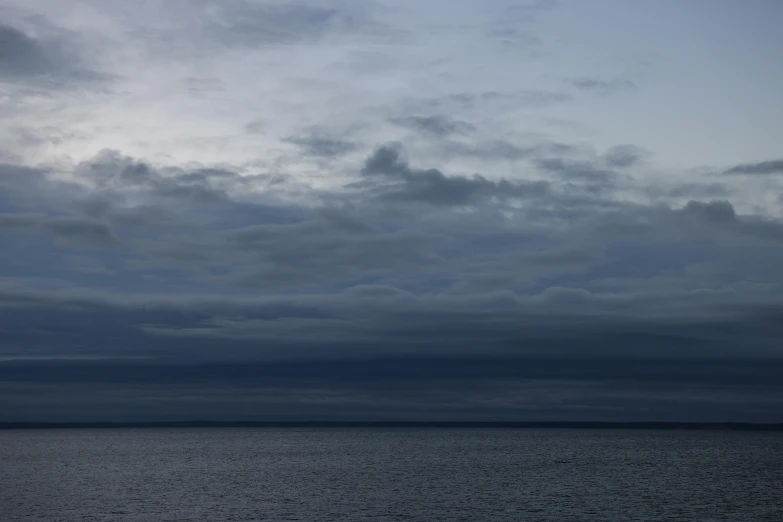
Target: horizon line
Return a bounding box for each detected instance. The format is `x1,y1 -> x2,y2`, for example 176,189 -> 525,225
2,421 -> 782,431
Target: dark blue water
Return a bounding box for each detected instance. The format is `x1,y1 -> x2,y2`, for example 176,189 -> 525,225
1,429 -> 781,521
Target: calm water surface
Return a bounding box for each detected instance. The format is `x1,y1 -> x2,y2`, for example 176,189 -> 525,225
1,428 -> 781,521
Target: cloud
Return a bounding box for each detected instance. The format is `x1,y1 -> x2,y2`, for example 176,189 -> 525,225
389,115 -> 475,137
360,143 -> 550,205
1,0 -> 782,422
603,145 -> 647,168
244,120 -> 265,134
676,200 -> 783,242
724,160 -> 783,175
0,24 -> 54,78
0,275 -> 782,367
569,77 -> 636,95
194,0 -> 372,48
74,150 -> 241,206
441,139 -> 536,161
0,213 -> 121,248
215,217 -> 447,289
2,141 -> 783,420
405,90 -> 571,115
662,182 -> 732,199
0,23 -> 104,86
283,130 -> 357,158
680,200 -> 737,224
534,157 -> 619,185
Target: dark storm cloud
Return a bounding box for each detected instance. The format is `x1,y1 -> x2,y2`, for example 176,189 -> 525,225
724,160 -> 783,175
360,143 -> 550,205
0,23 -> 104,86
389,115 -> 475,137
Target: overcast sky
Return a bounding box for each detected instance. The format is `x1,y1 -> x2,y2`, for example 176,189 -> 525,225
1,0 -> 783,422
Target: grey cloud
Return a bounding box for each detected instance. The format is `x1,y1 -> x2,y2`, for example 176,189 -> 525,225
215,217 -> 446,289
533,157 -> 619,190
442,139 -> 535,160
196,0 -> 368,48
117,197 -> 446,290
680,200 -> 737,224
245,120 -> 265,134
0,213 -> 120,248
521,245 -> 605,267
675,200 -> 783,242
0,213 -> 42,233
3,1 -> 783,423
570,77 -> 636,95
594,200 -> 783,245
409,90 -> 571,113
663,182 -> 732,199
1,279 -> 783,363
9,125 -> 87,149
389,115 -> 475,137
0,25 -> 55,78
283,131 -> 357,158
183,77 -> 224,95
78,197 -> 172,229
361,144 -> 550,205
0,23 -> 103,86
724,160 -> 783,175
76,150 -> 237,205
603,145 -> 647,168
63,254 -> 113,276
3,148 -> 783,407
488,27 -> 541,49
459,90 -> 571,108
46,217 -> 122,248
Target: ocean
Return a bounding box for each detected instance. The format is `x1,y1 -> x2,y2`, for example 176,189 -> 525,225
1,428 -> 781,521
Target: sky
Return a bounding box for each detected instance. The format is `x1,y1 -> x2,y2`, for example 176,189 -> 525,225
1,0 -> 783,422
